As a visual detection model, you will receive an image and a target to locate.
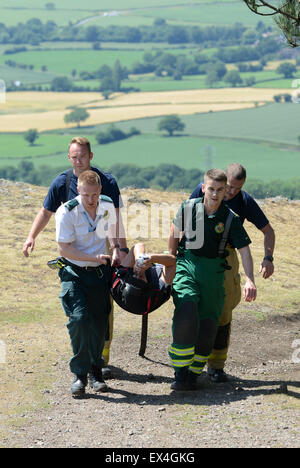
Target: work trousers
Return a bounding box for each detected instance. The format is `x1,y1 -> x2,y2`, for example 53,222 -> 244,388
208,247 -> 241,370
102,299 -> 114,367
169,251 -> 225,376
58,263 -> 111,376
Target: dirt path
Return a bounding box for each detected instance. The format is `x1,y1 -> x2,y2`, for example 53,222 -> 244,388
5,311 -> 300,449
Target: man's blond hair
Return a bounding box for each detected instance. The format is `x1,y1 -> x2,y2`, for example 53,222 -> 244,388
204,168 -> 227,184
68,137 -> 91,154
78,170 -> 101,188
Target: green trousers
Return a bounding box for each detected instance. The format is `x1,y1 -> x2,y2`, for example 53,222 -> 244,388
58,263 -> 111,376
169,250 -> 225,375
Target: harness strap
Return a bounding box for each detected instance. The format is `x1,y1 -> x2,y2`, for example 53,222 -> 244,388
112,278 -> 120,289
218,211 -> 234,258
64,169 -> 73,203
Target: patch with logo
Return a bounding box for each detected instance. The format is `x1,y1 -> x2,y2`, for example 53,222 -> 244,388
215,222 -> 225,234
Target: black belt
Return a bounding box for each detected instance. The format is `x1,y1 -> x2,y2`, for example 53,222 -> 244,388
62,258 -> 105,272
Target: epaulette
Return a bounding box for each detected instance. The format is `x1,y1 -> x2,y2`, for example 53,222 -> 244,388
100,194 -> 113,203
65,199 -> 79,211
229,207 -> 239,218
185,196 -> 202,204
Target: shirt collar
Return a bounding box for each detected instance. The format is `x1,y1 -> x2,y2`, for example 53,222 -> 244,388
77,195 -> 107,217
205,200 -> 227,219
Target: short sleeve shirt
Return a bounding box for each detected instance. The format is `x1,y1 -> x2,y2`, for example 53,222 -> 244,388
174,198 -> 251,258
44,166 -> 122,212
55,195 -> 116,267
190,184 -> 268,230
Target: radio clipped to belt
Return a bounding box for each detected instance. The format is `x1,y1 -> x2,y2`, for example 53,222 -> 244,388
47,257 -> 66,270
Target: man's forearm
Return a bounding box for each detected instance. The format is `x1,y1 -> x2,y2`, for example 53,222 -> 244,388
168,224 -> 180,256
238,246 -> 255,283
28,207 -> 53,239
58,243 -> 101,263
238,245 -> 257,302
261,223 -> 275,257
115,208 -> 127,249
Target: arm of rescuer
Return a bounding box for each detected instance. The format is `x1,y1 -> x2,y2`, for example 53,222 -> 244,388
237,245 -> 257,302
168,222 -> 181,257
57,241 -> 111,265
23,205 -> 127,259
23,207 -> 53,257
259,223 -> 275,279
114,207 -> 129,262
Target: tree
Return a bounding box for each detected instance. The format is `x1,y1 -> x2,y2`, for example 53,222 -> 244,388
157,115 -> 185,136
243,0 -> 300,47
51,76 -> 72,91
276,62 -> 297,78
85,25 -> 99,42
224,70 -> 243,87
100,76 -> 113,100
205,69 -> 219,88
64,108 -> 90,127
24,129 -> 39,146
113,60 -> 122,92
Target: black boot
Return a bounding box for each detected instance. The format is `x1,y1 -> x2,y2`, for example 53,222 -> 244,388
186,370 -> 198,390
71,374 -> 87,397
207,368 -> 229,383
89,366 -> 108,393
171,367 -> 197,391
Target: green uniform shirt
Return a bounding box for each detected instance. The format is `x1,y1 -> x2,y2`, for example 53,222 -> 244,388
174,197 -> 251,258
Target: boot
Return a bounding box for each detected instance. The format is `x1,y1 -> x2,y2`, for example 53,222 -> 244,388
186,370 -> 198,390
89,366 -> 108,393
207,368 -> 229,383
71,374 -> 87,397
170,367 -> 197,391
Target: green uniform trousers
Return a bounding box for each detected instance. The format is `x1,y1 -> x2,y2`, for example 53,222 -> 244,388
172,251 -> 225,322
208,247 -> 241,370
58,263 -> 111,376
169,250 -> 225,375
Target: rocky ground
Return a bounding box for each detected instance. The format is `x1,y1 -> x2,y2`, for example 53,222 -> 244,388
4,310 -> 300,449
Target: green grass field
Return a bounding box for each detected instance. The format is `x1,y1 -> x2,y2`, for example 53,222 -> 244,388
0,64 -> 58,86
0,49 -> 146,76
0,1 -> 270,28
1,103 -> 300,181
2,133 -> 298,182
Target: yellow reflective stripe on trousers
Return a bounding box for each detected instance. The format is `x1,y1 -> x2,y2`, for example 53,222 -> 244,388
189,354 -> 208,375
169,345 -> 195,368
169,346 -> 194,356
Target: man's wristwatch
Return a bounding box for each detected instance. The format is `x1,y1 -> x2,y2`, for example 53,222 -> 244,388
264,255 -> 274,262
120,247 -> 129,254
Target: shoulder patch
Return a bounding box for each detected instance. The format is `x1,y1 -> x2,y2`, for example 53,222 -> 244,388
100,194 -> 113,203
65,199 -> 79,211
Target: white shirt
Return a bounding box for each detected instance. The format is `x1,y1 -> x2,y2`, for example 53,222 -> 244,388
55,195 -> 116,267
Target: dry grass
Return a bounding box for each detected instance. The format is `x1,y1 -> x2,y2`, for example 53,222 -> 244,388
0,180 -> 299,443
0,88 -> 289,132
